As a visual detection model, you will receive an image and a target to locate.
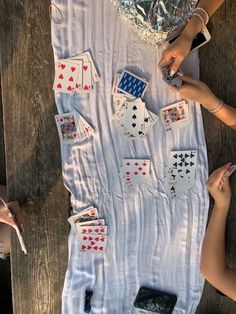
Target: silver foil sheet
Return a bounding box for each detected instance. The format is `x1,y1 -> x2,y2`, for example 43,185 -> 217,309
111,0 -> 198,47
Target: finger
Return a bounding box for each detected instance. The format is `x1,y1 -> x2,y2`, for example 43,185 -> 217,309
180,74 -> 199,85
169,57 -> 183,76
158,51 -> 172,68
209,163 -> 232,186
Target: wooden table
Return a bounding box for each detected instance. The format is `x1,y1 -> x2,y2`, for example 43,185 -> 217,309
0,1 -> 69,313
0,1 -> 235,313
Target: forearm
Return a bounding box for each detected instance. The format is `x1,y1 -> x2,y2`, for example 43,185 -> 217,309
201,204 -> 228,281
181,0 -> 225,41
202,98 -> 236,129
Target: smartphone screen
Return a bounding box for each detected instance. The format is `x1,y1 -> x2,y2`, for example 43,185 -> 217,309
169,32 -> 207,51
134,287 -> 177,314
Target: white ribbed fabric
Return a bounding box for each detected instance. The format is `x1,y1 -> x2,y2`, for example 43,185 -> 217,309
51,1 -> 209,313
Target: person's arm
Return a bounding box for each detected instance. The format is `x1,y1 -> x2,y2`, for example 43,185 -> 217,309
175,75 -> 236,130
201,164 -> 236,301
159,0 -> 225,74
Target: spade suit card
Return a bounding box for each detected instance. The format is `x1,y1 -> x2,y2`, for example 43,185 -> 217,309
119,101 -> 145,137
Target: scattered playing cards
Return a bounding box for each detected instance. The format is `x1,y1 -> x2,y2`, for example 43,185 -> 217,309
219,163 -> 236,191
68,206 -> 108,253
113,98 -> 158,137
55,111 -> 94,144
160,101 -> 190,132
53,51 -> 99,94
160,61 -> 183,88
164,150 -> 197,197
120,159 -> 151,188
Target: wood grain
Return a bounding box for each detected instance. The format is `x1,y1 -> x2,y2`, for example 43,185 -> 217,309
196,0 -> 236,312
0,1 -> 70,313
0,78 -> 6,185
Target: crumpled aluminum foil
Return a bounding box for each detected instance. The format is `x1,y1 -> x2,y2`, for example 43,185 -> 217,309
111,0 -> 198,47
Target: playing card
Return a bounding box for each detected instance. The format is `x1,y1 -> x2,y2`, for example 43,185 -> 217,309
219,164 -> 236,190
55,112 -> 82,144
81,62 -> 92,93
117,70 -> 148,99
77,219 -> 105,227
119,101 -> 145,137
68,207 -> 98,230
160,61 -> 182,88
165,150 -> 197,197
122,159 -> 151,188
79,234 -> 108,252
160,101 -> 189,131
77,225 -> 107,235
70,51 -> 100,83
79,115 -> 95,137
53,60 -> 80,94
112,74 -> 124,96
143,108 -> 158,135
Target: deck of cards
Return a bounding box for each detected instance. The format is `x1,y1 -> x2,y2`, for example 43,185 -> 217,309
160,101 -> 190,132
160,61 -> 183,88
164,150 -> 197,197
55,111 -> 94,144
68,207 -> 108,253
53,51 -> 99,95
120,159 -> 151,188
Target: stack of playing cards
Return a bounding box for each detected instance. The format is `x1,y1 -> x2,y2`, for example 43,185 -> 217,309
68,207 -> 108,253
113,98 -> 158,137
120,159 -> 151,188
53,51 -> 99,94
160,101 -> 190,132
55,111 -> 94,144
160,61 -> 183,88
164,150 -> 197,197
219,163 -> 236,191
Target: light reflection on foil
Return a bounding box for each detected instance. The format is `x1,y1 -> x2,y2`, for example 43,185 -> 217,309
111,0 -> 198,47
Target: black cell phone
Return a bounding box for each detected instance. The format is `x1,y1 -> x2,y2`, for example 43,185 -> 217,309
168,26 -> 211,52
134,287 -> 177,314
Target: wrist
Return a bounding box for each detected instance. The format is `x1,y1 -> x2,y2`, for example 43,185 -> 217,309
202,96 -> 221,111
181,15 -> 203,41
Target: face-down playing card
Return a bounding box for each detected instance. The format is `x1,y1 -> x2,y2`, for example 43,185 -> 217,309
165,150 -> 197,197
117,70 -> 148,99
160,101 -> 189,131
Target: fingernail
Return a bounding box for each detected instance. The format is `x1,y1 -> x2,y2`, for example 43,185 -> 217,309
177,71 -> 183,77
170,70 -> 176,77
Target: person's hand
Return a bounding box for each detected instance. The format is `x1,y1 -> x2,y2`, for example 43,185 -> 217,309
159,34 -> 192,75
172,74 -> 220,110
206,163 -> 232,210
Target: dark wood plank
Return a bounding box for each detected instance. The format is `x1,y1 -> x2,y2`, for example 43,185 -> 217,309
197,0 -> 236,312
0,78 -> 6,185
0,1 -> 70,313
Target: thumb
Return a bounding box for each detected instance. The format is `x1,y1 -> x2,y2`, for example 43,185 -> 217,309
181,74 -> 199,85
169,57 -> 183,76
